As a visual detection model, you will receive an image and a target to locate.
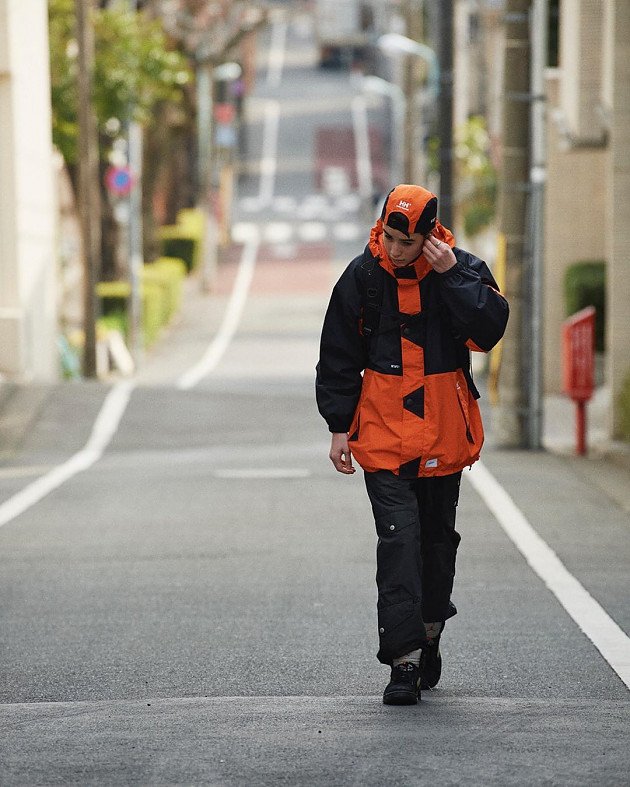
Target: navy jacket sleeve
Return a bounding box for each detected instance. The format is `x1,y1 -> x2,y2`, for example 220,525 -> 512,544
438,248 -> 509,352
315,259 -> 367,433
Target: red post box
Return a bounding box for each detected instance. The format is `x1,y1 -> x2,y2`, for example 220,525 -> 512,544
561,306 -> 596,455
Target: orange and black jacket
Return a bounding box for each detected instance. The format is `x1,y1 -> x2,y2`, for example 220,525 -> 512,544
316,238 -> 509,478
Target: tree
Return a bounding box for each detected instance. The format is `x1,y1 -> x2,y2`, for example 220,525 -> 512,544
49,0 -> 191,277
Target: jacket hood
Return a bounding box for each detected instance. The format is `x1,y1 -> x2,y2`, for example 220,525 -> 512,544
368,220 -> 456,277
369,185 -> 455,273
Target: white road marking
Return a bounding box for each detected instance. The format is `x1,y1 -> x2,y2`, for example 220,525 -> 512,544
467,460 -> 630,690
239,197 -> 262,213
332,223 -> 362,242
177,235 -> 260,390
297,222 -> 327,243
272,195 -> 297,213
322,166 -> 350,197
267,18 -> 287,89
0,381 -> 134,529
335,193 -> 362,213
232,222 -> 258,244
262,222 -> 293,244
232,220 -> 361,246
297,194 -> 329,219
213,468 -> 311,479
259,101 -> 280,206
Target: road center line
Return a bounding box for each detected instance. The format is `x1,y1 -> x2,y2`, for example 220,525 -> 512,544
467,460 -> 630,690
0,380 -> 134,529
213,468 -> 311,479
266,18 -> 287,89
177,235 -> 260,390
259,100 -> 280,206
351,96 -> 373,205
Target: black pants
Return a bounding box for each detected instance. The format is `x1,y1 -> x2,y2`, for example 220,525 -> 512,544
364,470 -> 462,665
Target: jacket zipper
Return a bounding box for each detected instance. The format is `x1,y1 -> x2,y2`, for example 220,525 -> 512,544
456,382 -> 474,444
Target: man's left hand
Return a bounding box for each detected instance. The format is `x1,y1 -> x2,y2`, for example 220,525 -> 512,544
423,235 -> 456,274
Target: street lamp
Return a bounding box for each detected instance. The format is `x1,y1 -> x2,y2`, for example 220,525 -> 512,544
377,31 -> 453,222
377,33 -> 440,100
361,75 -> 405,187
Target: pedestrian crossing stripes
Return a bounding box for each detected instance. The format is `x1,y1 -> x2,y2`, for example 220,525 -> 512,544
232,220 -> 362,246
239,192 -> 362,218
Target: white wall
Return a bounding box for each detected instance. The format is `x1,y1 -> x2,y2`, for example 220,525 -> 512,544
0,0 -> 58,381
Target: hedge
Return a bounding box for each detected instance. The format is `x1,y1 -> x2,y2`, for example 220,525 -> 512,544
564,260 -> 606,352
158,208 -> 204,272
96,256 -> 186,347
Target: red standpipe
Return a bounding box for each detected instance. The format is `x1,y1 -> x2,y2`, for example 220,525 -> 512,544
561,307 -> 596,457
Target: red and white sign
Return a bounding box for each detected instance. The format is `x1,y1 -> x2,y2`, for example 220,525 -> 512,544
214,103 -> 236,125
562,306 -> 596,456
562,306 -> 595,403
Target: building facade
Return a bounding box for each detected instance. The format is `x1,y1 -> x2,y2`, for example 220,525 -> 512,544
0,0 -> 58,382
544,0 -> 630,437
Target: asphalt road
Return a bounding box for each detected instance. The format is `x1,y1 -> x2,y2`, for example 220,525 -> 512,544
1,8 -> 629,786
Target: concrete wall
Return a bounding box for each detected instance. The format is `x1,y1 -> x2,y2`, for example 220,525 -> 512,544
606,0 -> 630,438
545,0 -> 630,440
453,1 -> 504,139
559,0 -> 606,144
543,73 -> 607,393
0,0 -> 58,381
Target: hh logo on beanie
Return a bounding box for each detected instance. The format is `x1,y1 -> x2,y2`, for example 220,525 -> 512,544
382,185 -> 438,236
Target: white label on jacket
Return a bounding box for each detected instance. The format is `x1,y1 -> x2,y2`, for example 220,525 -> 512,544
425,458 -> 438,468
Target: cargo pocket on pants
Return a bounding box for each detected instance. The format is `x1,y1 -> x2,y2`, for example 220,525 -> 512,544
374,509 -> 424,664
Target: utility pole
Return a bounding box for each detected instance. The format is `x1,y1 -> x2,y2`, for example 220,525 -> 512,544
436,0 -> 454,228
527,0 -> 548,449
75,0 -> 100,378
127,0 -> 143,368
494,0 -> 531,447
403,0 -> 423,183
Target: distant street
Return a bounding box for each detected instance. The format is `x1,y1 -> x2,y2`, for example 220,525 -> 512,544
1,9 -> 629,785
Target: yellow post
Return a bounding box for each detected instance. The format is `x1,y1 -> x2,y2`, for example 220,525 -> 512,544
488,231 -> 506,404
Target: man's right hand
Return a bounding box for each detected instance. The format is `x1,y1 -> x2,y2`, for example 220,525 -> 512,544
329,432 -> 355,475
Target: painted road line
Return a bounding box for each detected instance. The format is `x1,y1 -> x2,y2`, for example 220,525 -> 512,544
177,235 -> 260,390
298,222 -> 327,243
262,221 -> 293,244
332,223 -> 361,242
467,460 -> 630,690
232,220 -> 361,246
213,468 -> 311,479
267,17 -> 287,89
0,380 -> 134,529
259,100 -> 280,206
351,96 -> 373,206
232,222 -> 258,244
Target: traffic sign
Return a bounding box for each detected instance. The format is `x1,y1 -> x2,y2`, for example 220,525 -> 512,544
105,166 -> 134,197
214,103 -> 236,124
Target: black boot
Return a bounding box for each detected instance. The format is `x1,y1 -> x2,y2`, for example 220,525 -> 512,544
382,662 -> 421,705
420,623 -> 444,689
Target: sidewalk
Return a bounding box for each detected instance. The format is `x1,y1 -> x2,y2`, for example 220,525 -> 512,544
543,386 -> 630,513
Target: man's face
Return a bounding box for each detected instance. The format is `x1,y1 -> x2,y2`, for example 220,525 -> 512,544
382,225 -> 427,267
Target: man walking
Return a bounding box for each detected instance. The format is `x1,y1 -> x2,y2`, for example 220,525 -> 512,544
316,184 -> 509,704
